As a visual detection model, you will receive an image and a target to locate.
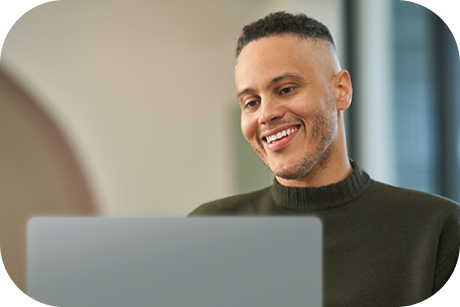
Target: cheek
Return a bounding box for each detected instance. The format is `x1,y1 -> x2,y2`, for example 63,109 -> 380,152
290,94 -> 317,113
241,114 -> 265,151
291,93 -> 331,120
240,115 -> 256,140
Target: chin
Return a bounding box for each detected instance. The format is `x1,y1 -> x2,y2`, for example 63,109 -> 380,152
269,149 -> 332,181
273,169 -> 310,181
270,159 -> 315,180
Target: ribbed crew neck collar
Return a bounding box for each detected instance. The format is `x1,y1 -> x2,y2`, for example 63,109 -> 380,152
271,160 -> 371,212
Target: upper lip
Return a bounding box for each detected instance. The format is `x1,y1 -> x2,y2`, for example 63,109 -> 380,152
261,124 -> 301,141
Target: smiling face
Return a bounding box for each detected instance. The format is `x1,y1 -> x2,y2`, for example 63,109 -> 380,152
236,34 -> 352,187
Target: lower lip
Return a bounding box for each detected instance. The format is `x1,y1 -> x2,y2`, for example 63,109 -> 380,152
264,129 -> 299,151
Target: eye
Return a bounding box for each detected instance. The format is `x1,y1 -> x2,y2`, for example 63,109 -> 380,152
279,87 -> 295,95
244,100 -> 259,109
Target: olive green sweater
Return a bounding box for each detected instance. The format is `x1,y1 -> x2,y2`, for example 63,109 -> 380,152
189,161 -> 460,306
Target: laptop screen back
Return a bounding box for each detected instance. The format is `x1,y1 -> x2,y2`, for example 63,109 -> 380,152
27,217 -> 322,307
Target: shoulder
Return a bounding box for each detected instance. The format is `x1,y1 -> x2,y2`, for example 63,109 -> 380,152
188,186 -> 273,216
368,180 -> 460,211
356,180 -> 460,243
365,181 -> 460,273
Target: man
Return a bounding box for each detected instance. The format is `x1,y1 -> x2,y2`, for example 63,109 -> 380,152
190,12 -> 460,306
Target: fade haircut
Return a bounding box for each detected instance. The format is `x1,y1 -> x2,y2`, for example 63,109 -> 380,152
235,11 -> 335,60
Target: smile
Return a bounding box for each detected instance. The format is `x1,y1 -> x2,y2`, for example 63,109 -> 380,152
265,128 -> 298,144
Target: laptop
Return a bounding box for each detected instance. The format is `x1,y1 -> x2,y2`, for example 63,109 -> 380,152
27,217 -> 322,307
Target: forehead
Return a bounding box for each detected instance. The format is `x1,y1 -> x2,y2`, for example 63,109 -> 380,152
235,35 -> 327,88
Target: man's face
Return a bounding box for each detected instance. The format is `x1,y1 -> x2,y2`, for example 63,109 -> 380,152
235,35 -> 339,182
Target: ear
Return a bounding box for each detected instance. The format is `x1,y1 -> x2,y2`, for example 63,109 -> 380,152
331,70 -> 353,111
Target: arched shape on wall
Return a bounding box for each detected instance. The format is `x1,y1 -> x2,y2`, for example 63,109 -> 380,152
0,66 -> 97,293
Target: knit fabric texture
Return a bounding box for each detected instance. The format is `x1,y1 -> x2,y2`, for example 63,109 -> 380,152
189,161 -> 460,306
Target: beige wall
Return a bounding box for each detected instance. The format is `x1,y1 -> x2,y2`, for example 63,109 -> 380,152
1,0 -> 344,217
1,0 -> 345,217
0,66 -> 97,292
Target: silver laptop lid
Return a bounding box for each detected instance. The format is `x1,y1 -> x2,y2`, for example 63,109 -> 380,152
27,217 -> 322,307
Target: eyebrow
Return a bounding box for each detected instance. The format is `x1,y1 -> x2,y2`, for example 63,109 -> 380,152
236,72 -> 303,99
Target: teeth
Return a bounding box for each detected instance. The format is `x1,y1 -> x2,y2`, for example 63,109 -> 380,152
266,128 -> 298,144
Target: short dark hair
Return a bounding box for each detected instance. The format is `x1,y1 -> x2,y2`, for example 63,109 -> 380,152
235,11 -> 335,60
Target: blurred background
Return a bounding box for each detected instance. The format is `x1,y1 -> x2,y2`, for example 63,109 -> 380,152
0,0 -> 458,293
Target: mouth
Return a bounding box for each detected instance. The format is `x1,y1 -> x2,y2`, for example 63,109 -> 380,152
262,125 -> 300,144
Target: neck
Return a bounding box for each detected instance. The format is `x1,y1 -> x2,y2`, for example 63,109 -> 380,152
272,160 -> 371,212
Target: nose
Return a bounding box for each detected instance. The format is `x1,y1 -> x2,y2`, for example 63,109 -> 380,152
257,98 -> 285,125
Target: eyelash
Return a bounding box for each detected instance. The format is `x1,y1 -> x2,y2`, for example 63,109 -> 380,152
244,100 -> 259,109
279,86 -> 295,95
